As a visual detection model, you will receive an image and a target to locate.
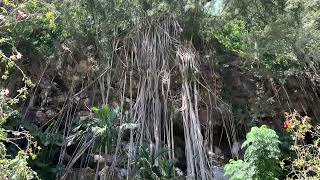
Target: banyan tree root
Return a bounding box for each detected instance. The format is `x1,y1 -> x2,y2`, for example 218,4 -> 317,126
115,16 -> 237,179
57,15 -> 238,180
176,43 -> 213,179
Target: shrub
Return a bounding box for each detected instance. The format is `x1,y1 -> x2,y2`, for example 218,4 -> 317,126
224,125 -> 281,180
282,111 -> 320,179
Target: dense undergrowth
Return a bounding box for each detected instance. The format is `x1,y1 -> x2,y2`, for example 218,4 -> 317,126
1,0 -> 320,179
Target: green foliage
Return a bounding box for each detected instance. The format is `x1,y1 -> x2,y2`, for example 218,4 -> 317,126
0,118 -> 40,179
70,105 -> 120,153
0,1 -> 56,178
71,105 -> 138,154
0,0 -> 59,56
0,0 -> 319,179
58,0 -> 207,68
0,80 -> 38,179
0,151 -> 38,180
224,125 -> 281,180
214,19 -> 247,52
202,0 -> 320,79
91,105 -> 120,152
4,119 -> 64,179
135,145 -> 176,180
282,111 -> 320,179
224,0 -> 286,28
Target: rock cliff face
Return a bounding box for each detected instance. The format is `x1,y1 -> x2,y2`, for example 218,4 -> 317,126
6,23 -> 320,179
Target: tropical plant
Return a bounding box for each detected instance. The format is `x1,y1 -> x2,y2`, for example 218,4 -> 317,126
91,105 -> 121,152
70,104 -> 139,153
135,145 -> 176,180
224,125 -> 281,180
